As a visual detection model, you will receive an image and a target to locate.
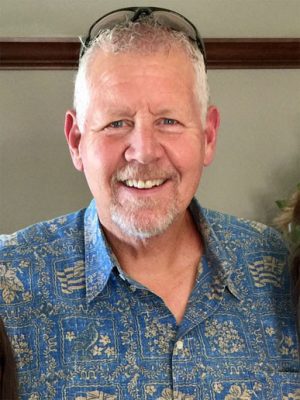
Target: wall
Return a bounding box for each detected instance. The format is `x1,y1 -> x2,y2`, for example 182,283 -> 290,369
1,0 -> 300,38
0,0 -> 300,233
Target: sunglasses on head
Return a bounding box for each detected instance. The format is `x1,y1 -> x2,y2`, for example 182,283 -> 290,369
79,6 -> 206,69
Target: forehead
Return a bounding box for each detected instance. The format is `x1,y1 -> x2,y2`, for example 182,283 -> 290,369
87,47 -> 196,93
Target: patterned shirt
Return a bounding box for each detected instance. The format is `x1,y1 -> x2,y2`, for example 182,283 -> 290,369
0,198 -> 299,400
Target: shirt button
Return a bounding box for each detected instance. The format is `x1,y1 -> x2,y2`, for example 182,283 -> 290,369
176,340 -> 184,350
129,285 -> 136,292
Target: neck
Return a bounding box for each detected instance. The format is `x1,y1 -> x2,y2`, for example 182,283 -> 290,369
104,209 -> 200,265
102,209 -> 203,323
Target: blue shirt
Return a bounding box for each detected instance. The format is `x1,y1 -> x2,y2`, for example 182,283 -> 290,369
0,199 -> 299,399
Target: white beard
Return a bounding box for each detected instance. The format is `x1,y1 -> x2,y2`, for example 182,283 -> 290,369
110,163 -> 180,239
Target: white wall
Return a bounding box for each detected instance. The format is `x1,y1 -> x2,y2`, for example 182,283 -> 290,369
1,0 -> 300,233
1,0 -> 299,37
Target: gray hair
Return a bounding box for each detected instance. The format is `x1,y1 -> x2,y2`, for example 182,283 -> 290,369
74,16 -> 209,132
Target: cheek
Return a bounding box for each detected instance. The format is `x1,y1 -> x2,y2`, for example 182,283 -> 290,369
170,137 -> 204,175
172,142 -> 205,198
80,138 -> 125,183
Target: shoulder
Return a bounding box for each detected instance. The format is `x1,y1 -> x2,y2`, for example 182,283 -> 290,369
201,208 -> 292,298
202,207 -> 287,253
0,209 -> 88,308
0,208 -> 86,255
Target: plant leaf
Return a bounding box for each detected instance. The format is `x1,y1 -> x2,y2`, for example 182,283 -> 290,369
276,200 -> 288,209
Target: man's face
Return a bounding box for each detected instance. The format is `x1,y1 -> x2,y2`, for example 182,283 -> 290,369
65,47 -> 219,239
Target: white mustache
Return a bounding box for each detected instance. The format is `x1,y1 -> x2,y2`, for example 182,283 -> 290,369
114,164 -> 177,182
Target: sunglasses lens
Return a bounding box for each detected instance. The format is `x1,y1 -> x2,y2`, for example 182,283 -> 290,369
81,7 -> 205,68
90,10 -> 134,37
154,12 -> 196,41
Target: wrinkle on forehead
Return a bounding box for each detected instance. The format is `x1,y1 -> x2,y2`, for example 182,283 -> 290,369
88,46 -> 195,88
84,47 -> 203,127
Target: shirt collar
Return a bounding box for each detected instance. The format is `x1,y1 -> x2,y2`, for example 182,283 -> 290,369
189,198 -> 242,301
84,199 -> 116,303
83,198 -> 241,303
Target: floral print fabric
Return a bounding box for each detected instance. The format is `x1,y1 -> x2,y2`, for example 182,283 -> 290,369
0,198 -> 299,399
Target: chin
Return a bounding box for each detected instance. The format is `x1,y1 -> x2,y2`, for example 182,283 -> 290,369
110,205 -> 178,240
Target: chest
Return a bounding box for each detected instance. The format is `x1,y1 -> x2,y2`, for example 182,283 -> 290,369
6,280 -> 299,400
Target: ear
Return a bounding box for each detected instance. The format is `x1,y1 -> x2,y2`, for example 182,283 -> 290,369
203,105 -> 220,166
64,109 -> 84,172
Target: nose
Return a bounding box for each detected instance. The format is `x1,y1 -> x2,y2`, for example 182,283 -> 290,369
124,123 -> 164,164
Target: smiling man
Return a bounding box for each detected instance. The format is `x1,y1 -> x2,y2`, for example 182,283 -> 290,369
0,7 -> 299,400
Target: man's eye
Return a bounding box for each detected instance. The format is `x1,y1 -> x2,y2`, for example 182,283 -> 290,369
162,118 -> 178,125
109,120 -> 125,128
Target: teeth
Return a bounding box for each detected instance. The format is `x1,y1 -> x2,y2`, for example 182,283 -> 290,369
124,179 -> 164,189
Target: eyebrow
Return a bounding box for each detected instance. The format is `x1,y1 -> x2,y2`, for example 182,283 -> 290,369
105,108 -> 137,119
150,108 -> 176,116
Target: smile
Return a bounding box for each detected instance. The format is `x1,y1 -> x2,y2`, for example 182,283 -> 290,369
122,179 -> 165,189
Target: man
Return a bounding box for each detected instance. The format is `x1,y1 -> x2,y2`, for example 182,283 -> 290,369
0,7 -> 299,399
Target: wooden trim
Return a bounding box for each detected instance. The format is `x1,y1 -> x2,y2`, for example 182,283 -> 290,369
0,38 -> 79,70
0,38 -> 300,70
206,38 -> 300,69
